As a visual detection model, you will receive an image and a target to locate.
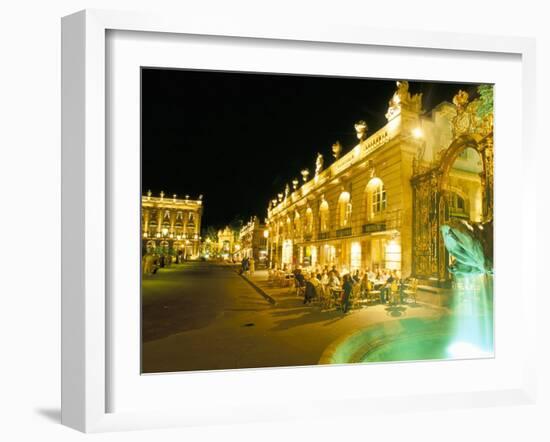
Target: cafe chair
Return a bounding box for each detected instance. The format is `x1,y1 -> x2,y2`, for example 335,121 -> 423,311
403,278 -> 418,304
366,280 -> 381,304
351,284 -> 365,310
389,280 -> 400,305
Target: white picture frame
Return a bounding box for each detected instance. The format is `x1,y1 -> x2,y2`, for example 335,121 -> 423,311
61,9 -> 537,433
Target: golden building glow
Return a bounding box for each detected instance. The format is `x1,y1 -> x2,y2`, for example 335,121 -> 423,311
141,191 -> 203,259
266,81 -> 493,286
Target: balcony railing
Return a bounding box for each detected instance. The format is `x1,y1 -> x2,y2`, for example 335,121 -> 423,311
362,222 -> 386,234
335,227 -> 352,237
318,231 -> 330,240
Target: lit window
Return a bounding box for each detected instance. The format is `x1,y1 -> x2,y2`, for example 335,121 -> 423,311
373,186 -> 386,213
338,192 -> 352,227
305,208 -> 313,234
367,178 -> 387,215
351,242 -> 361,271
294,212 -> 301,237
449,193 -> 467,217
319,200 -> 329,232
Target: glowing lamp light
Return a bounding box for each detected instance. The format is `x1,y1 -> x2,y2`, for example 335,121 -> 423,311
263,229 -> 269,239
412,127 -> 423,139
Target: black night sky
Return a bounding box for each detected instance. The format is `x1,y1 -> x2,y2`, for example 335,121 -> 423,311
141,68 -> 479,231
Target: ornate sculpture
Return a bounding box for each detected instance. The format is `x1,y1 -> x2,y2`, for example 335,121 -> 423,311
301,168 -> 310,182
441,219 -> 493,275
354,120 -> 368,141
315,153 -> 324,176
332,141 -> 342,160
284,184 -> 290,199
451,86 -> 493,138
385,80 -> 422,121
160,190 -> 165,199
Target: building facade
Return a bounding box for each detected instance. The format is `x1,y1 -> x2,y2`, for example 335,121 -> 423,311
266,81 -> 493,286
141,191 -> 203,259
217,226 -> 238,260
238,216 -> 268,266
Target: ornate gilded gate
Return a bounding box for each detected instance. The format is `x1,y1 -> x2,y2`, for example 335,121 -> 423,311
411,88 -> 494,285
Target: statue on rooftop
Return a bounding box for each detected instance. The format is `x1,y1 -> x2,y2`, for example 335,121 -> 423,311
385,80 -> 422,121
315,153 -> 324,176
354,120 -> 368,141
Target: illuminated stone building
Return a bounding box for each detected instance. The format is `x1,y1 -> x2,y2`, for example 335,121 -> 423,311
141,191 -> 203,259
238,216 -> 268,266
217,226 -> 239,260
267,81 -> 493,286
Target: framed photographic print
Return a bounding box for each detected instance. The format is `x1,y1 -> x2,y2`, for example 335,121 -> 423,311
61,9 -> 537,432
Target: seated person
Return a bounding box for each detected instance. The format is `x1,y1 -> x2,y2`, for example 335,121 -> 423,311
328,271 -> 341,290
304,276 -> 318,304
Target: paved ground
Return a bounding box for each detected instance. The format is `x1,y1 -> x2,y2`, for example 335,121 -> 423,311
142,261 -> 447,373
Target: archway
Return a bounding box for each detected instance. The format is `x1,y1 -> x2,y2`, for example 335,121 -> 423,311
411,133 -> 493,284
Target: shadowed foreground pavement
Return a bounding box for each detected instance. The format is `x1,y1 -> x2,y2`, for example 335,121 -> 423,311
142,261 -> 443,373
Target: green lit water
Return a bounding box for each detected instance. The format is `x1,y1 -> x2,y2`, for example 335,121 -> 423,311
361,334 -> 451,362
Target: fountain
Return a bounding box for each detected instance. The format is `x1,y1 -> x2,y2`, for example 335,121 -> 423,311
440,219 -> 494,359
319,219 -> 494,365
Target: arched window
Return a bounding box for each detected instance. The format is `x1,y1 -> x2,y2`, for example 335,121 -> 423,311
286,216 -> 292,237
366,177 -> 387,220
305,207 -> 313,234
319,200 -> 329,232
293,211 -> 301,238
337,191 -> 352,227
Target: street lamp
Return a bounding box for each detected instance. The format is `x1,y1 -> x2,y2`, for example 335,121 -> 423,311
412,127 -> 423,139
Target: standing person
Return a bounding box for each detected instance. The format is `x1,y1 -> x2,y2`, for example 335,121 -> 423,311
341,274 -> 354,313
303,274 -> 317,304
381,271 -> 396,304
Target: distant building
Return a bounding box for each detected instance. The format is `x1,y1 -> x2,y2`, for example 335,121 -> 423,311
238,216 -> 268,267
141,191 -> 203,259
217,226 -> 238,260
